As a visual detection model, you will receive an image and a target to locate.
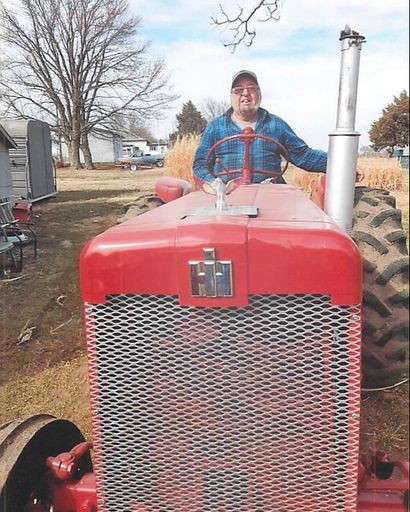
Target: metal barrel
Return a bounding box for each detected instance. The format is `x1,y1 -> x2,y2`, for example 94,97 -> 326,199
324,26 -> 366,233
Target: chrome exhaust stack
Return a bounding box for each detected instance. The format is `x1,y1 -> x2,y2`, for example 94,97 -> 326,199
325,26 -> 366,233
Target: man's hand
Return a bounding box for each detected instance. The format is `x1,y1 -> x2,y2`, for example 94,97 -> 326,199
356,166 -> 365,182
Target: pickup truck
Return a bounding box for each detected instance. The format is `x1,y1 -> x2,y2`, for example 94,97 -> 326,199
116,151 -> 165,171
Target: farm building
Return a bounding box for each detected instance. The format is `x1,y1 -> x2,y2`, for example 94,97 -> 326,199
54,128 -> 123,164
148,139 -> 169,154
121,132 -> 151,156
0,123 -> 16,201
121,132 -> 169,157
0,119 -> 57,203
85,128 -> 123,163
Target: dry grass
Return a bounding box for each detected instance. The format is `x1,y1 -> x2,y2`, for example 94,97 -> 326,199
358,157 -> 408,191
361,383 -> 409,457
165,135 -> 200,186
0,357 -> 92,438
285,166 -> 321,194
286,157 -> 408,194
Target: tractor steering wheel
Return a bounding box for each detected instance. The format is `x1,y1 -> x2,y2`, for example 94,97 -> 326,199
205,127 -> 290,185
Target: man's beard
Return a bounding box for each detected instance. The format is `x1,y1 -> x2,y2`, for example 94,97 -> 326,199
237,103 -> 260,118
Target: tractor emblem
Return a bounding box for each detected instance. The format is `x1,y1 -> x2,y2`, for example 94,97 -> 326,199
189,248 -> 233,297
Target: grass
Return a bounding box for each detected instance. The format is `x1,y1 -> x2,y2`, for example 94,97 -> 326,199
361,383 -> 409,457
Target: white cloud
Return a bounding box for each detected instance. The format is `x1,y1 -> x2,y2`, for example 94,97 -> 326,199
130,0 -> 409,149
130,0 -> 217,27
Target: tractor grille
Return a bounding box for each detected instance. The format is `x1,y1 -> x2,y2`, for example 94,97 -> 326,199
85,294 -> 361,512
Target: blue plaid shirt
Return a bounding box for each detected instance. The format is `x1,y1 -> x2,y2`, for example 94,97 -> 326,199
193,108 -> 327,183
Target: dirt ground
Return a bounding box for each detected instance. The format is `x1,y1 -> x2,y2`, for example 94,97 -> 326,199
0,167 -> 162,436
0,166 -> 408,457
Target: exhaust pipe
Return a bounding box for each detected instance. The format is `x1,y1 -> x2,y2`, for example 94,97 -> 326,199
324,25 -> 366,233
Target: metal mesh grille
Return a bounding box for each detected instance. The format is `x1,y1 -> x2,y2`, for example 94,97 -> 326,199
85,294 -> 361,512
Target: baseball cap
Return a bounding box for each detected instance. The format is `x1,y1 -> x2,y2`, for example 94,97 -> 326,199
231,70 -> 259,88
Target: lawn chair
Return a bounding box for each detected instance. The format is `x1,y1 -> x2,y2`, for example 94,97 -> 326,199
0,199 -> 37,273
0,228 -> 21,276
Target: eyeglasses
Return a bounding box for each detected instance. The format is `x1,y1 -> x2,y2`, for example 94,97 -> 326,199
231,85 -> 260,95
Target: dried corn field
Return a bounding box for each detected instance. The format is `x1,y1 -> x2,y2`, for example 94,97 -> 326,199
288,157 -> 408,194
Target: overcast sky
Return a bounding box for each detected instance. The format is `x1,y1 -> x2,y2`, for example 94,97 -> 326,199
129,0 -> 409,150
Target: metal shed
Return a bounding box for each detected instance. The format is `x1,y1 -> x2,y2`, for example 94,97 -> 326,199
0,119 -> 57,202
0,123 -> 16,201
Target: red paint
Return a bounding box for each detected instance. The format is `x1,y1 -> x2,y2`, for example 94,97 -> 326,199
82,308 -> 107,510
80,184 -> 362,306
12,202 -> 32,221
154,177 -> 193,203
44,452 -> 408,511
47,472 -> 97,512
310,172 -> 363,212
310,174 -> 326,210
47,442 -> 93,480
357,455 -> 408,511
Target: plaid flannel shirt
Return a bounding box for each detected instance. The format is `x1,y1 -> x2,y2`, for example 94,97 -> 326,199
193,107 -> 327,183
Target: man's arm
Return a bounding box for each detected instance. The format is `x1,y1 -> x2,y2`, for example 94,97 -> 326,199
279,118 -> 366,180
280,119 -> 327,172
193,123 -> 218,183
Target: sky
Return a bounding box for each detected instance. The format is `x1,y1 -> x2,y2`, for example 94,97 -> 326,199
128,0 -> 409,150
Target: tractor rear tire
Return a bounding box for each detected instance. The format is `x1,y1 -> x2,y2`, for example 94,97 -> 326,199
352,186 -> 409,389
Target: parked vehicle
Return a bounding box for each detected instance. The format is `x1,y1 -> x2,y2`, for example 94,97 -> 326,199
116,151 -> 165,171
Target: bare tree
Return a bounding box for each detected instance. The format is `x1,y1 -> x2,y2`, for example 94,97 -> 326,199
212,0 -> 282,52
110,111 -> 156,141
201,97 -> 230,121
129,122 -> 156,143
0,0 -> 177,169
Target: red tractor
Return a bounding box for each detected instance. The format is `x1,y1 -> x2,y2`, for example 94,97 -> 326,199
1,26 -> 408,512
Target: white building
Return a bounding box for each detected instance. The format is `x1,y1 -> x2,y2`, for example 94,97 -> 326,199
0,123 -> 16,200
121,132 -> 169,156
148,139 -> 169,155
121,132 -> 150,156
54,128 -> 123,164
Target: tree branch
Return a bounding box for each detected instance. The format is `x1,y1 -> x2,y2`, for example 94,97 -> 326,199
211,0 -> 281,52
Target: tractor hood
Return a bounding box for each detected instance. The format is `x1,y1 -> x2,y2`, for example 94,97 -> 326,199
80,184 -> 362,306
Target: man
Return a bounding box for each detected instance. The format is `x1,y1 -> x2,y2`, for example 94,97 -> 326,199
193,70 -> 363,184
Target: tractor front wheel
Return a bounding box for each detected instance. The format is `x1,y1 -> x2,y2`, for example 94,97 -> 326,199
0,415 -> 92,512
352,186 -> 409,388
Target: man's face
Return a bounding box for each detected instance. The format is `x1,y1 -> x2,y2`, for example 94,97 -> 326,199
230,77 -> 261,118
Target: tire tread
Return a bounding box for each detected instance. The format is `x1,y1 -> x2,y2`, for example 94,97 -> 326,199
352,186 -> 409,387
